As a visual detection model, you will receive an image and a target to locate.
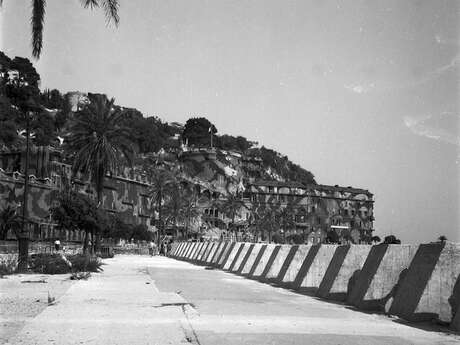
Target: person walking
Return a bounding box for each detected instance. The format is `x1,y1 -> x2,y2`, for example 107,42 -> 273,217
54,239 -> 61,252
148,241 -> 155,256
166,241 -> 172,257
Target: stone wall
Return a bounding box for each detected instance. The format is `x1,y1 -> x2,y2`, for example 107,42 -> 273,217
171,241 -> 460,331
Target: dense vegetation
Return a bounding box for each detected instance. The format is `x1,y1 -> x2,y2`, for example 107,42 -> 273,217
0,50 -> 316,186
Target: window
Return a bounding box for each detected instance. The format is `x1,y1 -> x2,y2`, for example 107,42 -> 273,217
295,215 -> 305,222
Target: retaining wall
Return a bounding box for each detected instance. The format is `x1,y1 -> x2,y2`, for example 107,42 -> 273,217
171,241 -> 460,330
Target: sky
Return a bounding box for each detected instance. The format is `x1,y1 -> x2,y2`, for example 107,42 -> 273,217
1,0 -> 459,243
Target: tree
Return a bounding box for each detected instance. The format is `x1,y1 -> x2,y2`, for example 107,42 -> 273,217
179,186 -> 201,239
278,207 -> 296,243
146,167 -> 176,246
383,235 -> 401,244
259,208 -> 280,243
51,187 -> 103,254
217,192 -> 245,240
182,117 -> 217,148
325,230 -> 340,244
371,235 -> 381,243
163,184 -> 184,238
67,94 -> 134,251
0,206 -> 21,240
0,0 -> 120,59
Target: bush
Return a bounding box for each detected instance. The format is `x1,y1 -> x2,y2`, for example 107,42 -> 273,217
29,253 -> 71,274
69,254 -> 103,272
0,254 -> 17,276
29,253 -> 102,274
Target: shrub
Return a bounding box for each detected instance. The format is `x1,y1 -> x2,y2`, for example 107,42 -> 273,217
0,254 -> 17,276
68,254 -> 102,272
29,253 -> 102,274
29,253 -> 71,274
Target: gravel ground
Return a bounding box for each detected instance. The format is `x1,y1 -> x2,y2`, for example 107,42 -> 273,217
0,273 -> 74,343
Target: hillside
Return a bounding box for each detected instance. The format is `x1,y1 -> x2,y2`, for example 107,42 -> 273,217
0,51 -> 316,187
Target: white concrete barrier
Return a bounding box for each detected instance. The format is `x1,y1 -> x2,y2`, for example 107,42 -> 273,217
249,244 -> 278,279
231,243 -> 252,273
240,244 -> 265,275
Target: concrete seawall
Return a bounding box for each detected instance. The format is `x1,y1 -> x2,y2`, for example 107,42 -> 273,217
172,241 -> 460,330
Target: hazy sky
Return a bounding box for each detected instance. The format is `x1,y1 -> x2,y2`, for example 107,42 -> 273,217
1,0 -> 459,242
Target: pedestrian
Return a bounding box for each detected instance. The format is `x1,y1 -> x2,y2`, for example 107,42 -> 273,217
167,241 -> 172,257
148,240 -> 155,256
54,238 -> 61,252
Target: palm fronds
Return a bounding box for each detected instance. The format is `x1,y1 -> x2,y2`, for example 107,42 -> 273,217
0,0 -> 120,58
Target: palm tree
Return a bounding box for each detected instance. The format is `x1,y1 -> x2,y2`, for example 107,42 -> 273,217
218,192 -> 245,241
147,168 -> 176,247
163,184 -> 184,238
68,94 -> 134,251
0,205 -> 21,240
259,207 -> 279,243
0,0 -> 120,59
278,207 -> 296,243
180,187 -> 201,240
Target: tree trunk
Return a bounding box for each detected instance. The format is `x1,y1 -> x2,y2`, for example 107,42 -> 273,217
157,191 -> 162,248
83,231 -> 89,254
18,237 -> 29,272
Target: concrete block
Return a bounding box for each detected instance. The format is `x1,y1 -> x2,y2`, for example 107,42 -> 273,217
215,242 -> 231,266
182,242 -> 194,259
389,242 -> 460,323
179,243 -> 189,257
191,243 -> 205,261
347,244 -> 418,311
249,244 -> 278,279
184,243 -> 194,259
187,243 -> 201,260
452,290 -> 460,331
236,244 -> 255,273
317,245 -> 372,301
171,242 -> 181,257
298,245 -> 337,294
218,242 -> 236,268
209,242 -> 225,264
241,244 -> 265,275
224,243 -> 245,271
231,243 -> 253,273
196,242 -> 211,263
264,245 -> 295,282
281,245 -> 312,286
177,242 -> 187,257
203,243 -> 217,263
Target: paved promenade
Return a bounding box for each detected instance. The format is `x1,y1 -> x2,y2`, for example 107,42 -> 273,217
3,256 -> 459,345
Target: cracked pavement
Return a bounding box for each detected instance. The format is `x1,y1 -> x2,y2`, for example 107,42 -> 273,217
2,255 -> 459,345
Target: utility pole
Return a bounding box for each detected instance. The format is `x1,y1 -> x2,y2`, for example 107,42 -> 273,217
18,110 -> 31,272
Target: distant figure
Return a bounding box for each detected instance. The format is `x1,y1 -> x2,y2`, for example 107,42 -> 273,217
148,241 -> 155,256
160,242 -> 165,256
54,239 -> 61,251
167,241 -> 172,256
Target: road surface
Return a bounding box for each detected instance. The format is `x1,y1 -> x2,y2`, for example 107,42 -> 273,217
3,255 -> 459,345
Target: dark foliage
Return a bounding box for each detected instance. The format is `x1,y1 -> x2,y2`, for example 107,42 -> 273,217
29,253 -> 102,274
383,235 -> 401,244
182,117 -> 217,147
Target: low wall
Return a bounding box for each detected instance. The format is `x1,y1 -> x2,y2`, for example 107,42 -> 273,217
171,241 -> 460,330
